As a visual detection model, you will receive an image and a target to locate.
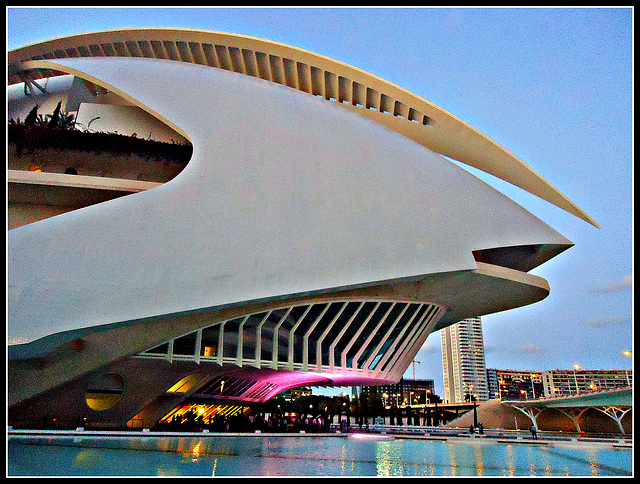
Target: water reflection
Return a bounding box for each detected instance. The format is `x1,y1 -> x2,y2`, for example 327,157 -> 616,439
445,442 -> 458,476
419,439 -> 437,476
73,448 -> 103,471
586,448 -> 599,477
505,444 -> 516,476
375,440 -> 407,476
184,440 -> 204,463
375,441 -> 392,476
8,435 -> 633,477
474,446 -> 484,476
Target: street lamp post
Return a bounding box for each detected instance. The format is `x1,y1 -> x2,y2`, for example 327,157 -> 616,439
411,360 -> 420,380
622,350 -> 632,386
473,402 -> 478,428
531,377 -> 536,399
573,364 -> 581,395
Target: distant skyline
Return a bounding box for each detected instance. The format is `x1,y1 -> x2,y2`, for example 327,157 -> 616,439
7,7 -> 633,397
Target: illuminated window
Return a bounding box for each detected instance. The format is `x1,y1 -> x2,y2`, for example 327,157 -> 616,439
126,411 -> 145,429
166,374 -> 198,394
200,325 -> 221,358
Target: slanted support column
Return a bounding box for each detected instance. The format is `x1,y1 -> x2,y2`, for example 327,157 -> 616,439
315,302 -> 347,372
271,308 -> 292,370
255,311 -> 272,367
555,407 -> 590,433
303,305 -> 330,372
236,315 -> 250,367
594,406 -> 631,434
194,329 -> 202,365
509,404 -> 546,431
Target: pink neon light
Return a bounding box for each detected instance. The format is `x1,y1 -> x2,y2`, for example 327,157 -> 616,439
349,433 -> 395,441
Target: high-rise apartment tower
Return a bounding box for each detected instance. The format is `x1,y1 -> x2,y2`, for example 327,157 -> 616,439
441,317 -> 489,403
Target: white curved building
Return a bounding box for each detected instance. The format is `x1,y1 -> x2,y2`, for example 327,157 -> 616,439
8,29 -> 596,429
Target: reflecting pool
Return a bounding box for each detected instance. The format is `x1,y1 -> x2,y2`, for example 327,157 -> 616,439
8,435 -> 632,476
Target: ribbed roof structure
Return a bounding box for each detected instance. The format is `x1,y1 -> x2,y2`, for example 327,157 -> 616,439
9,27 -> 598,227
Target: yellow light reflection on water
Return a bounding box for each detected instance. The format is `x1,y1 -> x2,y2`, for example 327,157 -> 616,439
505,444 -> 516,476
374,440 -> 407,476
538,447 -> 554,476
189,440 -> 204,463
475,446 -> 484,476
445,442 -> 458,476
73,449 -> 102,470
586,448 -> 600,476
375,441 -> 392,476
421,439 -> 437,476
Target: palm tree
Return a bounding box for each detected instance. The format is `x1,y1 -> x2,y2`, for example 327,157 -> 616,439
47,101 -> 62,127
24,105 -> 38,125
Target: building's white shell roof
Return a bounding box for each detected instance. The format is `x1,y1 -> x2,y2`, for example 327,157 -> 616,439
9,55 -> 571,347
9,28 -> 598,227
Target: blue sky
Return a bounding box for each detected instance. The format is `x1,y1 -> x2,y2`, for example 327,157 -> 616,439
7,7 -> 633,397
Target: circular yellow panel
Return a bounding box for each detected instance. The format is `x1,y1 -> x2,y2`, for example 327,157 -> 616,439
85,372 -> 125,411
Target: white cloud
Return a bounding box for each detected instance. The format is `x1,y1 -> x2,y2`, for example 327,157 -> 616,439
586,315 -> 631,328
419,342 -> 440,353
594,275 -> 632,292
520,344 -> 541,352
483,344 -> 541,355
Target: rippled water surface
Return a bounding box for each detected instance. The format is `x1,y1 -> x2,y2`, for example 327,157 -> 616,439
8,435 -> 632,476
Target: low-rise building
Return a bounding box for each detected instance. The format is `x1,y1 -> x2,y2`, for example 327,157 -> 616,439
542,369 -> 632,397
487,368 -> 544,400
364,378 -> 436,406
